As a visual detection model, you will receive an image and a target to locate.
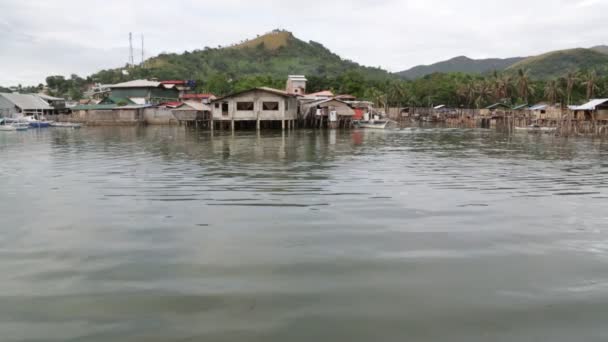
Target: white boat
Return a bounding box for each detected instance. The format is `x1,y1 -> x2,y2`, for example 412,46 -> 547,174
0,125 -> 16,131
354,120 -> 390,129
50,122 -> 82,129
0,118 -> 19,131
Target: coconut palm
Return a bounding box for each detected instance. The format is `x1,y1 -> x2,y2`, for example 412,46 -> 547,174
516,69 -> 534,103
387,81 -> 408,107
581,70 -> 600,100
474,80 -> 493,108
457,82 -> 476,107
564,71 -> 578,105
496,74 -> 513,101
544,80 -> 563,105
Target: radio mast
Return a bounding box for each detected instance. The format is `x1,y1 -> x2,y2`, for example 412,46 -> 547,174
141,34 -> 145,67
129,32 -> 135,68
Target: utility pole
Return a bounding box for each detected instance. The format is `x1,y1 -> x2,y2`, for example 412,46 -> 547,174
129,32 -> 134,68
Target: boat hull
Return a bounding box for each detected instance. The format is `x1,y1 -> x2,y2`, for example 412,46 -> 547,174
29,122 -> 51,128
50,122 -> 82,128
353,120 -> 389,129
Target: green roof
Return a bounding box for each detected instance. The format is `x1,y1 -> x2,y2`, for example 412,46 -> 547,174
512,104 -> 529,110
98,97 -> 135,105
485,103 -> 512,110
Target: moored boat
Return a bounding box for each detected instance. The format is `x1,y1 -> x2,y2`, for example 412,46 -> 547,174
353,120 -> 390,129
50,122 -> 82,129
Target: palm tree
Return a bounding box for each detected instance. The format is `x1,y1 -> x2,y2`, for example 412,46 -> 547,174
564,71 -> 578,105
544,80 -> 563,105
581,70 -> 600,100
387,81 -> 408,107
474,80 -> 493,108
457,82 -> 476,107
516,69 -> 534,103
496,74 -> 513,101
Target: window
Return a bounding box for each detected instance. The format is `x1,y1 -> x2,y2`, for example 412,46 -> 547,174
237,102 -> 254,111
263,102 -> 279,111
222,102 -> 229,116
285,100 -> 289,111
214,103 -> 219,108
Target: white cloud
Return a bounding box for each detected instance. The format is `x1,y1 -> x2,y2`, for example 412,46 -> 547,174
0,0 -> 607,85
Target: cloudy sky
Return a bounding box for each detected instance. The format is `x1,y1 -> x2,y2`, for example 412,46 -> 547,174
1,0 -> 607,85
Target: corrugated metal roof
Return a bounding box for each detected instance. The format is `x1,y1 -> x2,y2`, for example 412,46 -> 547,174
110,80 -> 162,88
512,104 -> 529,110
485,103 -> 511,110
181,93 -> 216,100
434,104 -> 446,109
529,104 -> 548,111
307,90 -> 334,97
0,93 -> 52,110
173,100 -> 207,111
213,87 -> 293,102
72,104 -> 117,110
571,99 -> 608,111
37,94 -> 65,101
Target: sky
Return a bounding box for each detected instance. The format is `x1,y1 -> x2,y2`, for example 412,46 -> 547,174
1,0 -> 607,85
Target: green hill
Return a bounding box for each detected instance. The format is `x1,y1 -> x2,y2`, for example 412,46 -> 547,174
591,45 -> 608,55
505,48 -> 608,79
398,56 -> 525,79
92,30 -> 393,87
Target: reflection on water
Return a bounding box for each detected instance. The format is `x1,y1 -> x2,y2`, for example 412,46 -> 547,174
1,127 -> 608,342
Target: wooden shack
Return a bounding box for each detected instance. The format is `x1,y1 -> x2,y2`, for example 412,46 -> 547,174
210,87 -> 298,130
300,98 -> 356,128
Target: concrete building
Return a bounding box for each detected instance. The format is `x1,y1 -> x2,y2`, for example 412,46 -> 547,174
211,87 -> 298,130
285,75 -> 307,96
109,80 -> 179,104
0,93 -> 54,117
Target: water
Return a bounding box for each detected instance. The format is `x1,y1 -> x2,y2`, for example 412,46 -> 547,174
1,126 -> 608,342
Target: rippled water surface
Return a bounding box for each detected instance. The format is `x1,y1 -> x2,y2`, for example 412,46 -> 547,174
1,127 -> 608,341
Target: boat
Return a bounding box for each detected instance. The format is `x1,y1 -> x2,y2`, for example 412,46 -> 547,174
353,112 -> 391,129
50,122 -> 82,129
353,119 -> 390,129
515,124 -> 557,133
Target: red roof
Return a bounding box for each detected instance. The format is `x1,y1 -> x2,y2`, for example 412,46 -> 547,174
181,93 -> 216,100
161,80 -> 186,85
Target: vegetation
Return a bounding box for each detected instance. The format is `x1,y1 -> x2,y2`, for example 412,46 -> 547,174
398,56 -> 525,80
506,48 -> 608,80
2,30 -> 607,108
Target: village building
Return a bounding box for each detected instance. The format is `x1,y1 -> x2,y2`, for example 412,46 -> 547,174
0,93 -> 54,117
300,98 -> 356,128
302,90 -> 334,100
172,101 -> 213,128
285,75 -> 307,95
528,103 -> 565,122
108,80 -> 180,104
160,80 -> 196,98
570,99 -> 608,122
210,87 -> 298,130
180,93 -> 217,104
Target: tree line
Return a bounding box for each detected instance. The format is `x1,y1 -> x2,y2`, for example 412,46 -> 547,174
2,68 -> 607,108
